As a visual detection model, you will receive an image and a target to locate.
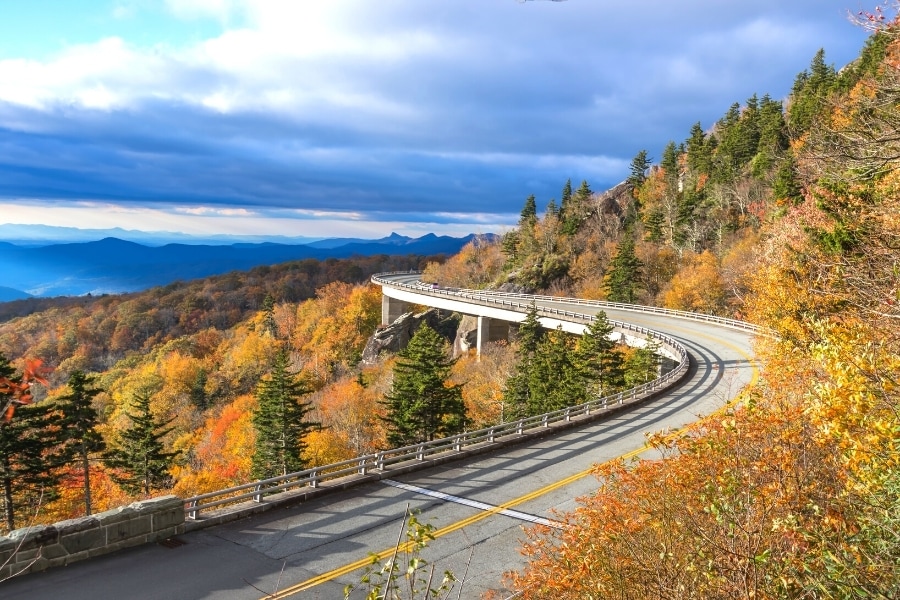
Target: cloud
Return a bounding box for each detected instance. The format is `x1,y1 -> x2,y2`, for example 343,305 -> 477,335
0,0 -> 870,234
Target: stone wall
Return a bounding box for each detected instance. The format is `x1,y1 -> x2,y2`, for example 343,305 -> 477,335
0,495 -> 183,580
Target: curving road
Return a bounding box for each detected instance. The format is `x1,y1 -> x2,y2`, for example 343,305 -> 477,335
2,277 -> 757,600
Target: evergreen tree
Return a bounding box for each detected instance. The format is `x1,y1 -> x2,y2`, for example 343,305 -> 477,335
502,307 -> 544,419
787,48 -> 837,136
56,370 -> 105,515
545,199 -> 559,219
604,232 -> 643,303
628,150 -> 651,187
261,294 -> 277,336
751,94 -> 788,177
643,208 -> 665,243
624,340 -> 660,387
572,311 -> 626,401
685,122 -> 712,175
660,141 -> 679,180
527,327 -> 581,414
560,179 -> 572,211
382,324 -> 466,446
520,194 -> 538,224
773,150 -> 803,205
561,180 -> 592,236
0,402 -> 62,531
251,350 -> 319,479
105,391 -> 180,496
0,353 -> 64,531
189,368 -> 209,411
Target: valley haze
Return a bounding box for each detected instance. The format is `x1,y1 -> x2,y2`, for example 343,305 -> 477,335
0,229 -> 488,297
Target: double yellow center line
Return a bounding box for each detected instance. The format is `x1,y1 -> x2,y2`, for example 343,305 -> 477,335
268,328 -> 759,598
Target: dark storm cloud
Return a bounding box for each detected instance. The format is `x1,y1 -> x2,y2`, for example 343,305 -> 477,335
0,0 -> 870,226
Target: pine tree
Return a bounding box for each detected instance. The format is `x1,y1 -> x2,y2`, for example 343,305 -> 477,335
382,324 -> 466,446
520,194 -> 538,224
105,391 -> 180,496
624,340 -> 660,387
604,232 -> 643,303
572,311 -> 626,401
627,150 -> 651,186
561,180 -> 592,235
0,353 -> 64,531
560,179 -> 572,211
189,368 -> 209,411
56,370 -> 105,515
502,307 -> 544,419
527,327 -> 581,414
251,350 -> 319,479
545,199 -> 559,219
773,150 -> 803,205
261,294 -> 277,336
0,402 -> 63,531
685,122 -> 712,174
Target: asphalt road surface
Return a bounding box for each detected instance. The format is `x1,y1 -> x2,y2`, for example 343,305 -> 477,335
2,293 -> 757,599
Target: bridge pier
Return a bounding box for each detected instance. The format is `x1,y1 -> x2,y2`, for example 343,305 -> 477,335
475,316 -> 510,357
382,295 -> 411,326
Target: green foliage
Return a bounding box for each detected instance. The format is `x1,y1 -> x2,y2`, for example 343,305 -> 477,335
604,232 -> 642,303
0,352 -> 64,531
0,402 -> 64,532
787,48 -> 837,136
623,340 -> 660,387
628,150 -> 651,186
55,370 -> 105,515
105,391 -> 180,496
502,307 -> 544,419
520,194 -> 538,224
382,325 -> 467,447
344,507 -> 458,600
526,327 -> 581,414
572,312 -> 626,399
251,350 -> 319,479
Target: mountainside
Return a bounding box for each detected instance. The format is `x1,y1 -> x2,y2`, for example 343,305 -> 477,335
0,233 -> 492,296
0,286 -> 30,302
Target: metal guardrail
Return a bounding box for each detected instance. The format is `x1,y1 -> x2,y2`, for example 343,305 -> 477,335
183,273 -> 692,519
372,271 -> 762,334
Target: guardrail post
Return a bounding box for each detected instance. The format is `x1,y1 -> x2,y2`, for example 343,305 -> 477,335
542,415 -> 549,427
187,499 -> 199,520
517,420 -> 524,435
376,452 -> 385,471
564,408 -> 571,422
454,436 -> 462,451
254,483 -> 264,503
417,444 -> 425,460
309,469 -> 320,488
359,459 -> 368,476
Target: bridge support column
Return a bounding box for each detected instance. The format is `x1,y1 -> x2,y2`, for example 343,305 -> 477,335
475,316 -> 511,357
382,295 -> 411,326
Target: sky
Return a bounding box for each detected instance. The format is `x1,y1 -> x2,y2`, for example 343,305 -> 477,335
0,0 -> 876,239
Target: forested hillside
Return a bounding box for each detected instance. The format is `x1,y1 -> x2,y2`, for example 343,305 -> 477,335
0,253 -> 437,528
504,13 -> 900,599
1,11 -> 898,599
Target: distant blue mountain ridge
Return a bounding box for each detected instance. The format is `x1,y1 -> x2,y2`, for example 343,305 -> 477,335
0,232 -> 493,297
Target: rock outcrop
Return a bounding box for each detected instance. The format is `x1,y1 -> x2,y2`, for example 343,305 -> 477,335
361,309 -> 459,364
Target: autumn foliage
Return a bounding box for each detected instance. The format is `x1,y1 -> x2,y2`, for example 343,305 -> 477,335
510,15 -> 900,598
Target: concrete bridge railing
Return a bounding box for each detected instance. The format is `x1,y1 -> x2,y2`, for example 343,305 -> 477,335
2,271 -> 751,578
0,496 -> 183,580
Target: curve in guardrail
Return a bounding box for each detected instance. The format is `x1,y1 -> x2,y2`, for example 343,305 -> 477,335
183,275 -> 697,520
372,271 -> 762,334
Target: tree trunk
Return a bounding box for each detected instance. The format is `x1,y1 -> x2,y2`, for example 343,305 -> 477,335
81,444 -> 92,516
3,473 -> 14,532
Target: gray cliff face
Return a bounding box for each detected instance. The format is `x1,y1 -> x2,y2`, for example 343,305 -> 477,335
361,309 -> 460,364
